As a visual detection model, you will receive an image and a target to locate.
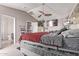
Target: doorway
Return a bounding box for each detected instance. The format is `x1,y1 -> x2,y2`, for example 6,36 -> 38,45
1,14 -> 15,49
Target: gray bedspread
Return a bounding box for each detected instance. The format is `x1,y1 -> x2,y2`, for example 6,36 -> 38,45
41,29 -> 79,50
41,33 -> 63,47
61,29 -> 79,50
41,27 -> 68,47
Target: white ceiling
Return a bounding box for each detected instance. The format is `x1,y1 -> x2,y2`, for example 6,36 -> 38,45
0,3 -> 42,11
0,3 -> 76,20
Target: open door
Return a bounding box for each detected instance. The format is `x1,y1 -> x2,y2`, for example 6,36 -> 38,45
0,14 -> 15,49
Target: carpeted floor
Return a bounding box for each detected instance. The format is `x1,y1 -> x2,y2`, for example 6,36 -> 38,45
0,45 -> 24,56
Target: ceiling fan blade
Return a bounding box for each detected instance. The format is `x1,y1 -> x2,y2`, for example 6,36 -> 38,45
39,10 -> 52,16
45,14 -> 52,16
39,10 -> 46,15
38,15 -> 42,18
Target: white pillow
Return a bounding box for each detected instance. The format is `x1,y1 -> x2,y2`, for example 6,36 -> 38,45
61,29 -> 79,37
69,24 -> 79,29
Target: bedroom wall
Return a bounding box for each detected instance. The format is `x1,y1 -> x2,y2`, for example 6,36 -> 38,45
0,5 -> 36,42
44,18 -> 65,32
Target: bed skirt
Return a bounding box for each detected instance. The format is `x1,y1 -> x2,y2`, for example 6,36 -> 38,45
19,40 -> 79,56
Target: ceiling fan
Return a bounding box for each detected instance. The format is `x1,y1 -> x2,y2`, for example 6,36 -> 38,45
38,10 -> 52,18
39,10 -> 52,16
38,3 -> 52,18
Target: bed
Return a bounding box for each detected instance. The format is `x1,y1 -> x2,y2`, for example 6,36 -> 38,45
19,29 -> 79,56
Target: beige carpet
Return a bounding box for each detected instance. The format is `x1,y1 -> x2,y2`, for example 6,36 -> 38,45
2,40 -> 13,49
0,45 -> 24,56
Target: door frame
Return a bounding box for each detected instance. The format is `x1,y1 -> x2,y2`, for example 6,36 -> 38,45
1,14 -> 16,45
13,17 -> 15,45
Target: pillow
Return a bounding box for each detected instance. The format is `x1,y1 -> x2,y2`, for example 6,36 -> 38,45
61,29 -> 79,38
69,24 -> 79,29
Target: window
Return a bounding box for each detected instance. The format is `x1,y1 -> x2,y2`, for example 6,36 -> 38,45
38,21 -> 44,26
48,19 -> 58,27
53,19 -> 58,26
26,22 -> 32,33
49,21 -> 53,27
